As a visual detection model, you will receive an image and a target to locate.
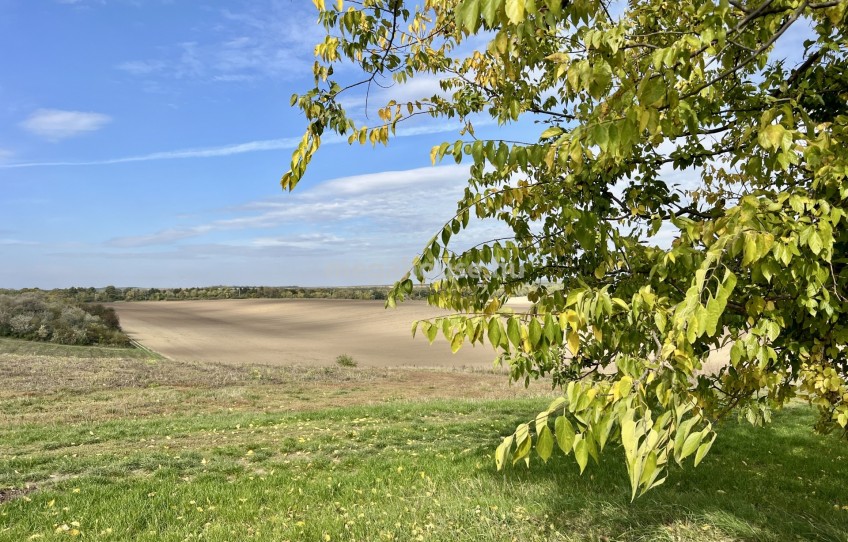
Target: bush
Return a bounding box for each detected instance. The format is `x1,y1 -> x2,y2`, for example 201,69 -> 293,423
335,354 -> 357,368
0,291 -> 130,347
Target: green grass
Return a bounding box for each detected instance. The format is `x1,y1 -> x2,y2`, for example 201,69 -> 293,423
1,342 -> 846,541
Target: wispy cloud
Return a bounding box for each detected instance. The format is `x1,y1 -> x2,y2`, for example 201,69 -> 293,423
106,226 -> 214,248
115,2 -> 322,85
0,136 -> 305,169
247,233 -> 347,250
106,164 -> 476,249
115,60 -> 167,76
19,109 -> 111,141
0,119 -> 466,169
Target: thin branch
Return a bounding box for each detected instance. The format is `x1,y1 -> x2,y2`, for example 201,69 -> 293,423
684,1 -> 808,100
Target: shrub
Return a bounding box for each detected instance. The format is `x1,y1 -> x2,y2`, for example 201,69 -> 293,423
335,354 -> 357,368
0,291 -> 130,347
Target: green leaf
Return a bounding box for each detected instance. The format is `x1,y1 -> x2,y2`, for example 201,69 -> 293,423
426,322 -> 438,343
638,76 -> 665,107
591,123 -> 609,150
543,312 -> 557,343
742,232 -> 758,266
513,423 -> 532,466
703,296 -> 722,337
638,451 -> 659,492
555,415 -> 575,454
547,396 -> 566,413
573,434 -> 589,473
694,433 -> 716,466
679,430 -> 703,461
620,409 -> 639,461
487,317 -> 502,347
565,288 -> 585,308
495,435 -> 513,471
528,318 -> 543,346
456,0 -> 481,32
540,126 -> 564,139
450,332 -> 464,353
674,417 -> 699,463
535,411 -> 549,435
808,230 -> 823,255
536,425 -> 554,462
507,317 -> 521,347
481,0 -> 501,26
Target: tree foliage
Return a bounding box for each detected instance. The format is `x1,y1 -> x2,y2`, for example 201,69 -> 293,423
0,291 -> 129,346
284,0 -> 848,496
28,286 -> 427,303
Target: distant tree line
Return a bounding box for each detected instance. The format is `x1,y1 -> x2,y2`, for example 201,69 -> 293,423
0,290 -> 130,346
16,285 -> 432,303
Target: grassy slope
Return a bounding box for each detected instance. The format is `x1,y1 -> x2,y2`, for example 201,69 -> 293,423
0,339 -> 846,541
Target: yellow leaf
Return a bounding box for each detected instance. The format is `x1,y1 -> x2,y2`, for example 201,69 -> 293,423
505,0 -> 526,24
758,124 -> 785,150
567,330 -> 579,355
618,376 -> 633,398
451,332 -> 464,353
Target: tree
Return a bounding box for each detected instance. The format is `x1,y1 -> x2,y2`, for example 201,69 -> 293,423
284,0 -> 848,497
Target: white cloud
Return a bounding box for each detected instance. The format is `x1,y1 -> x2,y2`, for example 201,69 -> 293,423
19,109 -> 111,141
247,233 -> 347,250
0,118 -> 464,169
106,164 -> 477,250
338,74 -> 450,114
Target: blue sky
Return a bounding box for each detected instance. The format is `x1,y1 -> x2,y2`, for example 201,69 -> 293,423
0,0 -> 510,288
0,1 -> 815,289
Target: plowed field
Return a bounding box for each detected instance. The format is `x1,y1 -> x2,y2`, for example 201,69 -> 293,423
111,299 -> 500,368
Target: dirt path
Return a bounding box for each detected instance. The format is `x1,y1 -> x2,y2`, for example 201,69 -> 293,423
111,299 -> 501,368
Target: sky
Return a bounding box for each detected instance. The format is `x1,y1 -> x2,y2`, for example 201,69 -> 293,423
0,0 -> 514,288
0,1 -> 815,289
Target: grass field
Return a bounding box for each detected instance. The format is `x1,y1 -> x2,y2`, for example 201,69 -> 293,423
1,338 -> 847,541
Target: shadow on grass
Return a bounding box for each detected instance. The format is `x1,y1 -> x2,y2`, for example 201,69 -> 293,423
493,406 -> 848,541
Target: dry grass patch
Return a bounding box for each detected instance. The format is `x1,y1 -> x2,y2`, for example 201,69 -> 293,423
0,337 -> 544,427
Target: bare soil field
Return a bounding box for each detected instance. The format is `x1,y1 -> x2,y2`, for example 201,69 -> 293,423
111,299 -> 501,368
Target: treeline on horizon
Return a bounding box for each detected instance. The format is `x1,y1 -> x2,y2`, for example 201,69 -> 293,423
0,285 -> 431,303
0,290 -> 130,347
